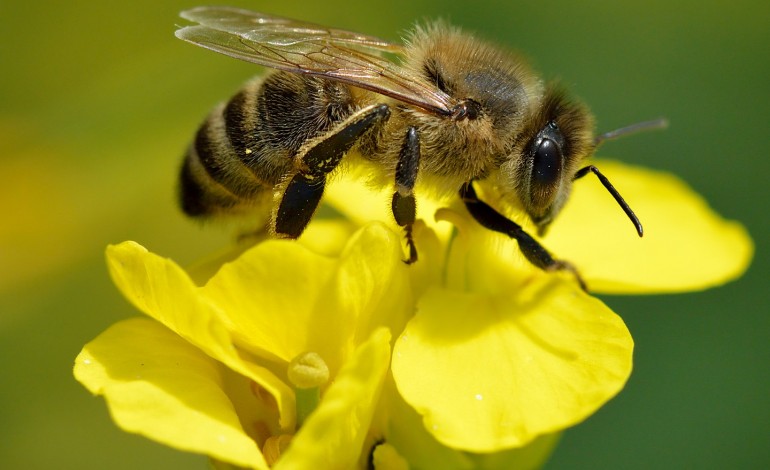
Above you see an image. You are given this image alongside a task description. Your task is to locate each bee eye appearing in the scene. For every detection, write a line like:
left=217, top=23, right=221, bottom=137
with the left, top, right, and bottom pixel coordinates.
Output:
left=532, top=137, right=562, bottom=186
left=524, top=121, right=566, bottom=217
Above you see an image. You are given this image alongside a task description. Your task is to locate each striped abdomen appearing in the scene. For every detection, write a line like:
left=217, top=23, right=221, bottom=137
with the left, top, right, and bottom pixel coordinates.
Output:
left=179, top=72, right=357, bottom=218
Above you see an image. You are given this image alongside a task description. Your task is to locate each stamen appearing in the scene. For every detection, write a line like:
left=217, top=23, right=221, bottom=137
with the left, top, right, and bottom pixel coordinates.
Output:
left=288, top=352, right=329, bottom=426
left=288, top=352, right=330, bottom=389
left=263, top=434, right=293, bottom=466
left=368, top=441, right=409, bottom=470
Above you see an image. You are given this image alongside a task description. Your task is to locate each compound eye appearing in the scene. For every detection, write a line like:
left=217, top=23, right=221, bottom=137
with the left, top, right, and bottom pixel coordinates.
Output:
left=532, top=137, right=563, bottom=187
left=526, top=121, right=565, bottom=215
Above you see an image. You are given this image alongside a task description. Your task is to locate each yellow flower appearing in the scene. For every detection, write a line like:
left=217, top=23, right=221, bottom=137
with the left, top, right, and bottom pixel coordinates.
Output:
left=76, top=224, right=412, bottom=469
left=74, top=159, right=751, bottom=468
left=326, top=159, right=751, bottom=453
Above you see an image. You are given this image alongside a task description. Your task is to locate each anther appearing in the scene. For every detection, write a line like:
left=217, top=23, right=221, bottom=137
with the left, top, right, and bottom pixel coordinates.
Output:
left=288, top=352, right=329, bottom=389
left=263, top=434, right=293, bottom=466
left=288, top=352, right=330, bottom=427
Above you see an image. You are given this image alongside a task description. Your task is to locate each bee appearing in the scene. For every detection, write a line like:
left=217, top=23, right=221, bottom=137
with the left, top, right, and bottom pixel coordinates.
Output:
left=176, top=6, right=665, bottom=289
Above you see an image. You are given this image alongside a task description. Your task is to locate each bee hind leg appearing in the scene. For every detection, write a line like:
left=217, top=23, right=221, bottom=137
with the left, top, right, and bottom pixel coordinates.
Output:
left=275, top=173, right=326, bottom=237
left=274, top=103, right=390, bottom=238
left=459, top=182, right=588, bottom=291
left=391, top=127, right=420, bottom=264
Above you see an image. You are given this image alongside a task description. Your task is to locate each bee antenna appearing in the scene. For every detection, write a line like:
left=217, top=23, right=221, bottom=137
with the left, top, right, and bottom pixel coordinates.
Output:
left=574, top=165, right=644, bottom=237
left=594, top=117, right=668, bottom=146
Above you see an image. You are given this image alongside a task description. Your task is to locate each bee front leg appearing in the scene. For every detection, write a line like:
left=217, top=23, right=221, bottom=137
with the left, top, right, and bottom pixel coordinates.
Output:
left=391, top=127, right=420, bottom=264
left=459, top=182, right=588, bottom=291
left=275, top=103, right=390, bottom=238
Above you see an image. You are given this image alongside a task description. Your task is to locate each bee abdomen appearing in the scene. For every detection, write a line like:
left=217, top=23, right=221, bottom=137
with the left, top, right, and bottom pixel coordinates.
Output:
left=179, top=151, right=245, bottom=216
left=179, top=101, right=277, bottom=217
left=179, top=72, right=359, bottom=218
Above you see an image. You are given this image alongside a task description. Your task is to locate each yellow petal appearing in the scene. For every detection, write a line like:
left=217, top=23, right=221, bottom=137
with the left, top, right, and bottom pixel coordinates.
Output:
left=106, top=241, right=296, bottom=430
left=200, top=238, right=336, bottom=363
left=382, top=380, right=560, bottom=470
left=325, top=223, right=412, bottom=357
left=546, top=161, right=753, bottom=293
left=203, top=223, right=408, bottom=377
left=274, top=328, right=392, bottom=470
left=299, top=218, right=358, bottom=258
left=325, top=159, right=453, bottom=240
left=74, top=318, right=267, bottom=469
left=436, top=206, right=540, bottom=295
left=392, top=278, right=633, bottom=452
left=378, top=380, right=475, bottom=470
left=469, top=433, right=561, bottom=470
left=325, top=161, right=389, bottom=224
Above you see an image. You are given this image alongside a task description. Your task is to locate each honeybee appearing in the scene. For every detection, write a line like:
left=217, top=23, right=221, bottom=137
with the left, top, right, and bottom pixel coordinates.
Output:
left=176, top=6, right=664, bottom=289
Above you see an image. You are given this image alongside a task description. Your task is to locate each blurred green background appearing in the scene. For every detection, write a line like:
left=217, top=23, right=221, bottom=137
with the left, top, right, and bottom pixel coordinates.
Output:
left=1, top=0, right=767, bottom=468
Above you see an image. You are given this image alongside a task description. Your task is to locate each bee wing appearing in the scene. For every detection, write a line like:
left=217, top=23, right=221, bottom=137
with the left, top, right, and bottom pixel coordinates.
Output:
left=176, top=7, right=456, bottom=115
left=179, top=7, right=402, bottom=51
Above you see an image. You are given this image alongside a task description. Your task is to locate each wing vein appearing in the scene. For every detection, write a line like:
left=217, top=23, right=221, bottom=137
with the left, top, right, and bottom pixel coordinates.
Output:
left=176, top=8, right=456, bottom=115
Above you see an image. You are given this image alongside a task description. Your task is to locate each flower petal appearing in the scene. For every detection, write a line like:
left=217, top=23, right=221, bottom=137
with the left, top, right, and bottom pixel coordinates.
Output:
left=469, top=433, right=561, bottom=470
left=324, top=223, right=412, bottom=358
left=378, top=380, right=475, bottom=470
left=382, top=380, right=560, bottom=470
left=203, top=223, right=409, bottom=377
left=74, top=318, right=267, bottom=469
left=436, top=206, right=535, bottom=295
left=324, top=161, right=393, bottom=227
left=546, top=161, right=753, bottom=293
left=274, top=328, right=392, bottom=470
left=200, top=238, right=335, bottom=363
left=392, top=278, right=633, bottom=452
left=325, top=160, right=453, bottom=240
left=106, top=242, right=295, bottom=430
left=299, top=218, right=358, bottom=258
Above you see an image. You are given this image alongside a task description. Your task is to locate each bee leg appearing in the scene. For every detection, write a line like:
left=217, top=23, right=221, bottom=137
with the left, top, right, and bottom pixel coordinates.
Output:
left=391, top=127, right=420, bottom=264
left=459, top=182, right=588, bottom=291
left=275, top=104, right=391, bottom=238
left=275, top=173, right=326, bottom=237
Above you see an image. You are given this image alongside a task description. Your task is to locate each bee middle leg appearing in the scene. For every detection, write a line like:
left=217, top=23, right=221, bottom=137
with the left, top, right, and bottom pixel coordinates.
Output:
left=275, top=103, right=390, bottom=237
left=391, top=127, right=420, bottom=264
left=459, top=182, right=587, bottom=291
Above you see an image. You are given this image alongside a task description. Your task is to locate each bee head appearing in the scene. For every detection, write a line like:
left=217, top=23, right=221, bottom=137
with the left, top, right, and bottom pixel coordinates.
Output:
left=510, top=85, right=595, bottom=235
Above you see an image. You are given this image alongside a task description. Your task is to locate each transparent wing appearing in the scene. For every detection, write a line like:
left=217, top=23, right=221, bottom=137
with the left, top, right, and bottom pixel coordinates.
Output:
left=176, top=6, right=456, bottom=115
left=180, top=6, right=402, bottom=51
